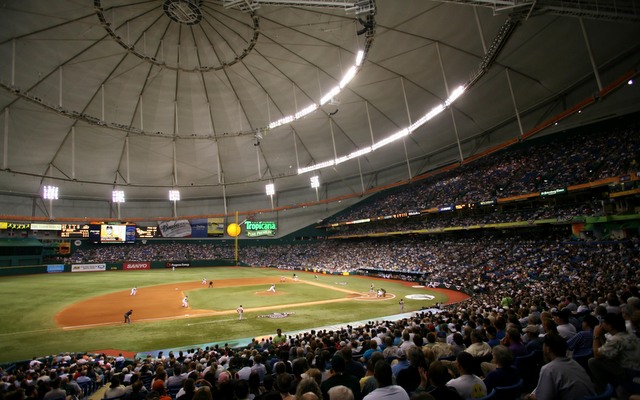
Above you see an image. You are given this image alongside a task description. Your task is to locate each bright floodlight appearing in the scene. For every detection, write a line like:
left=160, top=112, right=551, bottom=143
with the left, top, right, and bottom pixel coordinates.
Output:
left=43, top=185, right=58, bottom=200
left=310, top=176, right=320, bottom=189
left=112, top=190, right=125, bottom=203
left=169, top=190, right=180, bottom=201
left=265, top=183, right=275, bottom=196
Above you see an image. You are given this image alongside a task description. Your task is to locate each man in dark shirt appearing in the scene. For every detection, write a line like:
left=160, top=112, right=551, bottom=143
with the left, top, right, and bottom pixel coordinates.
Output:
left=320, top=355, right=362, bottom=400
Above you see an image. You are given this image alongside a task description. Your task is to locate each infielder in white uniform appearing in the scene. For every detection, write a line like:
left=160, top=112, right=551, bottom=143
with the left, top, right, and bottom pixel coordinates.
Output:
left=267, top=284, right=276, bottom=293
left=130, top=287, right=137, bottom=296
left=237, top=305, right=244, bottom=320
left=182, top=296, right=189, bottom=308
left=202, top=278, right=207, bottom=285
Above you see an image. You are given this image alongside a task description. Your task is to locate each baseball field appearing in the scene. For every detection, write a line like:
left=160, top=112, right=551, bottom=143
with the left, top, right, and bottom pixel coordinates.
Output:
left=0, top=266, right=467, bottom=363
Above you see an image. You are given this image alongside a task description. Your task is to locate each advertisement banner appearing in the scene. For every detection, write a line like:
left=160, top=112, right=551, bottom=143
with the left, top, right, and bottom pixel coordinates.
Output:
left=207, top=218, right=225, bottom=237
left=123, top=262, right=151, bottom=270
left=190, top=219, right=208, bottom=238
left=166, top=262, right=191, bottom=268
left=158, top=220, right=192, bottom=238
left=47, top=264, right=65, bottom=273
left=245, top=221, right=277, bottom=237
left=71, top=264, right=106, bottom=272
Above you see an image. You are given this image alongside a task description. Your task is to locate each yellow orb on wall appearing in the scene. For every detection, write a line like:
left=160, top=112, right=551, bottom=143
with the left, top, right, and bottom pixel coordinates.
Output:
left=227, top=223, right=241, bottom=237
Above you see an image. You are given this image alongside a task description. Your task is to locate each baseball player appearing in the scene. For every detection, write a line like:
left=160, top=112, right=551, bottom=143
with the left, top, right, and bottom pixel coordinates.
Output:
left=267, top=283, right=276, bottom=293
left=399, top=299, right=405, bottom=312
left=237, top=305, right=244, bottom=320
left=130, top=287, right=137, bottom=296
left=209, top=280, right=214, bottom=288
left=202, top=278, right=207, bottom=285
left=182, top=296, right=189, bottom=308
left=124, top=309, right=133, bottom=324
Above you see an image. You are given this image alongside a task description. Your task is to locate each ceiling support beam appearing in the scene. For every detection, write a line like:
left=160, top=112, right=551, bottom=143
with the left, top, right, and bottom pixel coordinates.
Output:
left=293, top=130, right=300, bottom=171
left=433, top=0, right=640, bottom=22
left=400, top=77, right=413, bottom=179
left=505, top=68, right=524, bottom=137
left=437, top=42, right=464, bottom=163
left=59, top=67, right=63, bottom=108
left=71, top=127, right=76, bottom=180
left=357, top=157, right=365, bottom=194
left=11, top=39, right=15, bottom=86
left=3, top=108, right=8, bottom=170
left=579, top=17, right=603, bottom=92
left=473, top=6, right=488, bottom=54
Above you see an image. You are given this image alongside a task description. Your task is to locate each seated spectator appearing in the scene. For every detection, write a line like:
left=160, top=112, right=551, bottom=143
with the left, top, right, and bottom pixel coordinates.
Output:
left=294, top=377, right=322, bottom=400
left=327, top=385, right=354, bottom=400
left=445, top=352, right=486, bottom=399
left=320, top=355, right=361, bottom=400
left=589, top=312, right=640, bottom=394
left=104, top=376, right=126, bottom=400
left=423, top=361, right=462, bottom=400
left=44, top=378, right=67, bottom=400
left=482, top=345, right=520, bottom=393
left=552, top=310, right=576, bottom=340
left=450, top=333, right=466, bottom=357
left=464, top=331, right=491, bottom=359
left=396, top=347, right=426, bottom=396
left=363, top=360, right=409, bottom=400
left=360, top=352, right=385, bottom=398
left=525, top=332, right=595, bottom=400
left=501, top=327, right=528, bottom=357
left=150, top=380, right=171, bottom=400
left=567, top=314, right=598, bottom=357
left=523, top=325, right=543, bottom=353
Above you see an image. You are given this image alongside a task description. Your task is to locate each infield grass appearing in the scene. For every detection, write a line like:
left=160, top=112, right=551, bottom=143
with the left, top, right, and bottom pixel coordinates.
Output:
left=0, top=267, right=449, bottom=363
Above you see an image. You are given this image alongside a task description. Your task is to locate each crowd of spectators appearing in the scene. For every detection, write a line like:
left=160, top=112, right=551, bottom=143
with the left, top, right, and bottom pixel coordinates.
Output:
left=1, top=257, right=638, bottom=400
left=325, top=199, right=603, bottom=237
left=325, top=119, right=639, bottom=224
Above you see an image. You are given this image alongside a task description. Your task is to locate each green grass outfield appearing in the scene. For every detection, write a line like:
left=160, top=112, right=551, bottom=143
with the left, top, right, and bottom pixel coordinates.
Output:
left=0, top=267, right=449, bottom=363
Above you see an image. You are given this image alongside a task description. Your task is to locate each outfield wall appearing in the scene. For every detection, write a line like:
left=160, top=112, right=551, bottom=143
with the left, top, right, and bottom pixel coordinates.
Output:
left=0, top=259, right=242, bottom=276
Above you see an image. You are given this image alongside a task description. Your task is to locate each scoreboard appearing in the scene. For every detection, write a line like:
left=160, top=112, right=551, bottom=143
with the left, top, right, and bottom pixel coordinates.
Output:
left=136, top=226, right=159, bottom=238
left=60, top=224, right=90, bottom=238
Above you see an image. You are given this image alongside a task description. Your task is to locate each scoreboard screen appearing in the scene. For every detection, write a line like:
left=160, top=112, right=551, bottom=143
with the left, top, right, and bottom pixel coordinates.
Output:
left=136, top=226, right=159, bottom=238
left=60, top=224, right=90, bottom=238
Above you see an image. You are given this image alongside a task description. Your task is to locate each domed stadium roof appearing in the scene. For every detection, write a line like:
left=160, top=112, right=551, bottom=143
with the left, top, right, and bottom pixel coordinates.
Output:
left=0, top=0, right=639, bottom=217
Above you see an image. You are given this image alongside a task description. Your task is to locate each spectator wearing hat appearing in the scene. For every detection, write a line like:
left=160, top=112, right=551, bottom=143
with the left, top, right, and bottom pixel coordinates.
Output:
left=523, top=325, right=544, bottom=353
left=445, top=352, right=486, bottom=400
left=320, top=354, right=361, bottom=400
left=552, top=310, right=576, bottom=340
left=446, top=323, right=458, bottom=345
left=525, top=332, right=595, bottom=400
left=396, top=347, right=427, bottom=396
left=589, top=312, right=640, bottom=394
left=391, top=349, right=409, bottom=378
